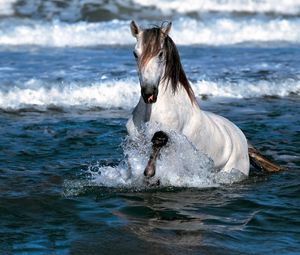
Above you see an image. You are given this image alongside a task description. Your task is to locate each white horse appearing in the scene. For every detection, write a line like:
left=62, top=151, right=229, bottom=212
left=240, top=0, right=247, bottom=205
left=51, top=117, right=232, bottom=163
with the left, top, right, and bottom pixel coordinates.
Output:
left=126, top=21, right=282, bottom=179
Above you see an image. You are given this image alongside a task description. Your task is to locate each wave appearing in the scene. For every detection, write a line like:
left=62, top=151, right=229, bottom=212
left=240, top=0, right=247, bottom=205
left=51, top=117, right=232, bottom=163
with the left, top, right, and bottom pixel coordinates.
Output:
left=0, top=19, right=134, bottom=47
left=0, top=0, right=17, bottom=16
left=135, top=0, right=300, bottom=16
left=1, top=0, right=300, bottom=22
left=0, top=78, right=299, bottom=110
left=192, top=79, right=300, bottom=98
left=0, top=17, right=300, bottom=47
left=0, top=78, right=139, bottom=110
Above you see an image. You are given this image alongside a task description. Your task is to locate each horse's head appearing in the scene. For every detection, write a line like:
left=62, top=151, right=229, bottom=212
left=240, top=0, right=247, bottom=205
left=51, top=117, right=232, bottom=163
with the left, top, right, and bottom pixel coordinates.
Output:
left=130, top=20, right=172, bottom=104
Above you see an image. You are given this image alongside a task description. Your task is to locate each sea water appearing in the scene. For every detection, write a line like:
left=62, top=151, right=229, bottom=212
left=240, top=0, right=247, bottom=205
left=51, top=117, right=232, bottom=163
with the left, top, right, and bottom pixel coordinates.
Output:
left=0, top=1, right=299, bottom=254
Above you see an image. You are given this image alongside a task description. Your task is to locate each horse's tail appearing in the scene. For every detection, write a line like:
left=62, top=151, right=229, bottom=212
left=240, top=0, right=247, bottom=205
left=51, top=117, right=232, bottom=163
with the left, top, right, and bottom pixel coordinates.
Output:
left=248, top=143, right=284, bottom=172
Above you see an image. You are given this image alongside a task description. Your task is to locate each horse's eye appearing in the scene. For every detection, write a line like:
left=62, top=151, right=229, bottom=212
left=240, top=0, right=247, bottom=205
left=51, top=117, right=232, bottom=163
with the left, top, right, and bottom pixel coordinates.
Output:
left=158, top=51, right=163, bottom=59
left=133, top=51, right=138, bottom=59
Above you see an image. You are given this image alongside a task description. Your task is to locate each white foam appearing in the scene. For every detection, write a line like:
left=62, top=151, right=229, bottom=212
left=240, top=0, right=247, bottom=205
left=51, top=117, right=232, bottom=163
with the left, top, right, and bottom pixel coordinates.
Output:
left=0, top=19, right=134, bottom=47
left=192, top=79, right=300, bottom=98
left=0, top=78, right=140, bottom=110
left=0, top=17, right=300, bottom=47
left=0, top=0, right=17, bottom=16
left=3, top=0, right=300, bottom=21
left=171, top=17, right=300, bottom=45
left=134, top=0, right=300, bottom=15
left=0, top=77, right=299, bottom=110
left=84, top=126, right=246, bottom=190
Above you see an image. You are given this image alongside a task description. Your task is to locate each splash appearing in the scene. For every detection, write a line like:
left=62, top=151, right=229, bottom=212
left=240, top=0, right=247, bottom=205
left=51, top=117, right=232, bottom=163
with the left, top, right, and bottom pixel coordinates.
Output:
left=80, top=126, right=247, bottom=191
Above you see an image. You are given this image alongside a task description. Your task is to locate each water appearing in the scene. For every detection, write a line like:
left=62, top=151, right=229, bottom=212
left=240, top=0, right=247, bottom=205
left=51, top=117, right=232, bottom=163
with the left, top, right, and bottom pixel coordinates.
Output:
left=0, top=1, right=300, bottom=254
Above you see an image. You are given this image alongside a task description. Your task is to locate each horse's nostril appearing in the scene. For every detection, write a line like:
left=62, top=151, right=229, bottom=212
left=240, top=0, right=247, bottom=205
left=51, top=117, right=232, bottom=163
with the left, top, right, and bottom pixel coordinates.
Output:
left=147, top=95, right=154, bottom=103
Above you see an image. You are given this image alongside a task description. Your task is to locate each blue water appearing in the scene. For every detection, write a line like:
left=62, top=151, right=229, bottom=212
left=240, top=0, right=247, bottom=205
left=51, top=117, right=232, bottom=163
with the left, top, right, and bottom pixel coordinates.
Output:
left=1, top=1, right=300, bottom=254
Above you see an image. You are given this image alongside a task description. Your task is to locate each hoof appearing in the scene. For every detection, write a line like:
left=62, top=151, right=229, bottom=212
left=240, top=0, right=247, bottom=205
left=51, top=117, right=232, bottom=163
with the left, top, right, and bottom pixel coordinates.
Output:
left=151, top=131, right=168, bottom=147
left=144, top=165, right=155, bottom=177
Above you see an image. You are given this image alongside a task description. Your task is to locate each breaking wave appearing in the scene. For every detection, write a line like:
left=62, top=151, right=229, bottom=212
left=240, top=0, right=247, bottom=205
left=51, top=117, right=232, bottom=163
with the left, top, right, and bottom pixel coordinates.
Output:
left=1, top=78, right=299, bottom=110
left=1, top=0, right=300, bottom=47
left=0, top=17, right=300, bottom=47
left=1, top=0, right=300, bottom=21
left=134, top=0, right=300, bottom=16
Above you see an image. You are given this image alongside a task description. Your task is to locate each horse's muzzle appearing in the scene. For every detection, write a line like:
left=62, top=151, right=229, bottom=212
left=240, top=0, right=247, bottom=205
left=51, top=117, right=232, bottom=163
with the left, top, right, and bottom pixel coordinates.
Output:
left=141, top=87, right=158, bottom=104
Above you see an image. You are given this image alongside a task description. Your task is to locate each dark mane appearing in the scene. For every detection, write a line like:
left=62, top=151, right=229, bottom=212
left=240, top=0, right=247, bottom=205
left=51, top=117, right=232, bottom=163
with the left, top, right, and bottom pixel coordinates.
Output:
left=162, top=35, right=195, bottom=103
left=141, top=27, right=195, bottom=104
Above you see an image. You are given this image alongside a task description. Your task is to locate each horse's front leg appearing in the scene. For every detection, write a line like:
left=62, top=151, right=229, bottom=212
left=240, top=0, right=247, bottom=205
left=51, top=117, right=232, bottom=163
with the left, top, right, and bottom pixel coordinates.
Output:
left=144, top=131, right=169, bottom=177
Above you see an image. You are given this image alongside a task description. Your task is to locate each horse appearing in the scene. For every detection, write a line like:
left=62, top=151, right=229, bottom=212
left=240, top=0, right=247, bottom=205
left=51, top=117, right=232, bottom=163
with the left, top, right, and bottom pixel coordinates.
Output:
left=126, top=21, right=283, bottom=180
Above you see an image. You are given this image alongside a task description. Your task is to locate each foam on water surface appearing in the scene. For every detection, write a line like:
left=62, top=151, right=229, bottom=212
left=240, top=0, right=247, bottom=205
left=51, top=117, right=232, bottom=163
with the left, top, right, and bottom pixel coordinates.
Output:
left=2, top=0, right=300, bottom=20
left=68, top=126, right=247, bottom=193
left=0, top=0, right=17, bottom=16
left=134, top=0, right=300, bottom=15
left=0, top=77, right=299, bottom=110
left=0, top=17, right=300, bottom=47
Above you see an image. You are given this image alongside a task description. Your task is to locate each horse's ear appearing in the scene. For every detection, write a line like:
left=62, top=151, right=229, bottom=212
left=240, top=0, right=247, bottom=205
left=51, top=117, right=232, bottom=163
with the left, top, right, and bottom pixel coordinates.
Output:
left=130, top=20, right=140, bottom=38
left=161, top=22, right=172, bottom=37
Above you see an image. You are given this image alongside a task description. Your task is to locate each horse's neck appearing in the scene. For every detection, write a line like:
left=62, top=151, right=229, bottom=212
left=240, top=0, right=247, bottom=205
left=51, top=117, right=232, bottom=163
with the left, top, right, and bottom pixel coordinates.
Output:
left=155, top=81, right=195, bottom=113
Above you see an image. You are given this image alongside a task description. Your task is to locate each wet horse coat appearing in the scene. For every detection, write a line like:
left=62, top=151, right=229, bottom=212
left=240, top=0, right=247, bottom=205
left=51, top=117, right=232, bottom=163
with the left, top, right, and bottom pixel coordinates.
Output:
left=127, top=21, right=282, bottom=178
